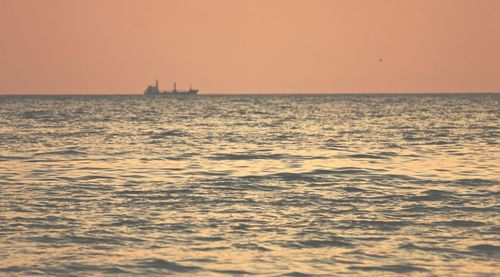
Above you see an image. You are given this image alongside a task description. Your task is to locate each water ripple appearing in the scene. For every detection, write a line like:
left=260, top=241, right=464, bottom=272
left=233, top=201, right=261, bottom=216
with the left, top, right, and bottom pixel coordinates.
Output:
left=0, top=94, right=498, bottom=275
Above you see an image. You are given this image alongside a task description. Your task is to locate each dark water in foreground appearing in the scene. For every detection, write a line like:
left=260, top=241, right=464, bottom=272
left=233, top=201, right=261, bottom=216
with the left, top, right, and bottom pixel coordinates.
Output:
left=0, top=94, right=499, bottom=276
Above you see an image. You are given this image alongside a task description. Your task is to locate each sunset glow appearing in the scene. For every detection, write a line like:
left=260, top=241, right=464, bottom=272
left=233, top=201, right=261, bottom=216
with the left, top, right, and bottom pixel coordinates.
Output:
left=1, top=0, right=499, bottom=94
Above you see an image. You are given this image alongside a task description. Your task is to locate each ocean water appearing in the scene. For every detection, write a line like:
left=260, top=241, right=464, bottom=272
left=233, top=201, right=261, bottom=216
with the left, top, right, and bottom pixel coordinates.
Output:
left=0, top=94, right=498, bottom=276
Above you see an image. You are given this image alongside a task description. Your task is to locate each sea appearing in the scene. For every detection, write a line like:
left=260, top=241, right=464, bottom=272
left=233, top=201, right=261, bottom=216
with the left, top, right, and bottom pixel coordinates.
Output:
left=0, top=94, right=498, bottom=276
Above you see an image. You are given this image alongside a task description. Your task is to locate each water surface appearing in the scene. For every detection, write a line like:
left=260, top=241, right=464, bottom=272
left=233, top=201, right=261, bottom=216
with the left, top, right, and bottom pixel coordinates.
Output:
left=0, top=94, right=499, bottom=275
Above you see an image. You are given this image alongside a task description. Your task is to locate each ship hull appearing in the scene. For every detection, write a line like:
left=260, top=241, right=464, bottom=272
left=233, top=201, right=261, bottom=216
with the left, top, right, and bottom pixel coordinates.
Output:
left=145, top=90, right=198, bottom=96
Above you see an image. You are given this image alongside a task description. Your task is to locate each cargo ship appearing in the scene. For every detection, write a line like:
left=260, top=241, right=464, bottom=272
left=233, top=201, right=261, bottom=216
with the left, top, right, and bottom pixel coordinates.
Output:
left=144, top=81, right=198, bottom=95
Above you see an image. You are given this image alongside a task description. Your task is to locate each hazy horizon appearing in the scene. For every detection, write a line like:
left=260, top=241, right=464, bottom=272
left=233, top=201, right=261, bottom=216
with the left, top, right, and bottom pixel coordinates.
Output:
left=1, top=91, right=500, bottom=96
left=1, top=0, right=500, bottom=94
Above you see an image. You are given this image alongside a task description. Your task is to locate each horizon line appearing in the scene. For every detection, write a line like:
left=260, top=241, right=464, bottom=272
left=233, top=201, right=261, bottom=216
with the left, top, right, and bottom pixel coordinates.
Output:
left=1, top=91, right=500, bottom=96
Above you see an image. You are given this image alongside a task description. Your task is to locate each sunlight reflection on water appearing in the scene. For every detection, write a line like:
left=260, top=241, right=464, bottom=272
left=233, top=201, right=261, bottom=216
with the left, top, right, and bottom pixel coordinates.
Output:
left=0, top=94, right=499, bottom=275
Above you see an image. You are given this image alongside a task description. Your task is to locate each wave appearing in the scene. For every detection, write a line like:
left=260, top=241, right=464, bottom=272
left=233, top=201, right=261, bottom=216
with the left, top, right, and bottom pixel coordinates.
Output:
left=282, top=271, right=314, bottom=277
left=454, top=178, right=497, bottom=186
left=349, top=264, right=430, bottom=273
left=343, top=154, right=390, bottom=160
left=208, top=152, right=328, bottom=161
left=0, top=155, right=31, bottom=161
left=233, top=243, right=271, bottom=251
left=339, top=220, right=412, bottom=231
left=33, top=149, right=87, bottom=157
left=438, top=220, right=487, bottom=227
left=149, top=130, right=186, bottom=139
left=406, top=189, right=457, bottom=202
left=209, top=153, right=290, bottom=160
left=212, top=269, right=256, bottom=275
left=21, top=110, right=53, bottom=119
left=468, top=244, right=500, bottom=255
left=285, top=239, right=353, bottom=248
left=134, top=258, right=202, bottom=273
left=400, top=243, right=462, bottom=255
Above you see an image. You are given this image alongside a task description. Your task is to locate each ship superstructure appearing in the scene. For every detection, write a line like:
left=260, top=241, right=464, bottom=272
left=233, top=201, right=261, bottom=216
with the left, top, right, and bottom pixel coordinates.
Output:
left=144, top=81, right=198, bottom=95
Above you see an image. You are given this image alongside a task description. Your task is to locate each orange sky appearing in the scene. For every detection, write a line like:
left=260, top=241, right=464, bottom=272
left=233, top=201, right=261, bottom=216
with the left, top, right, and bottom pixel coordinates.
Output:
left=1, top=0, right=499, bottom=94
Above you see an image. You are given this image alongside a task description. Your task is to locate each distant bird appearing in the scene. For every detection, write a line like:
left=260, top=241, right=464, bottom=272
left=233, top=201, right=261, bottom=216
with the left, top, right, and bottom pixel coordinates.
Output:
left=378, top=58, right=384, bottom=62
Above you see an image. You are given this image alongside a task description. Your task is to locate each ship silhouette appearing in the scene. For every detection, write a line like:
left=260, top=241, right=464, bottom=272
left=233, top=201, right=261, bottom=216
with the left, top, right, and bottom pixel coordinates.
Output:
left=144, top=80, right=198, bottom=95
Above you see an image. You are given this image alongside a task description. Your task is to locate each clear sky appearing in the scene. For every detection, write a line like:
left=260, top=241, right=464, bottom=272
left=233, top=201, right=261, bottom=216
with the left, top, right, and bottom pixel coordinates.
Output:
left=1, top=0, right=499, bottom=94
